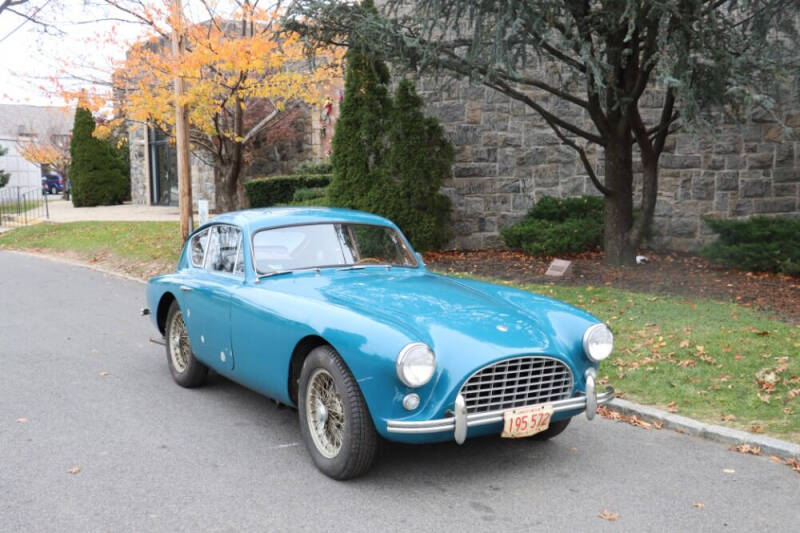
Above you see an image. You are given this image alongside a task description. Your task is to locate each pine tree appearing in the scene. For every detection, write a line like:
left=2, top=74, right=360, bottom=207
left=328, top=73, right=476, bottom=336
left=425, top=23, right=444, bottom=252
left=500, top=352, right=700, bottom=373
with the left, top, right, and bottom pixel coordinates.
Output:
left=377, top=80, right=452, bottom=250
left=0, top=145, right=10, bottom=189
left=327, top=33, right=392, bottom=209
left=68, top=107, right=128, bottom=207
left=328, top=1, right=454, bottom=250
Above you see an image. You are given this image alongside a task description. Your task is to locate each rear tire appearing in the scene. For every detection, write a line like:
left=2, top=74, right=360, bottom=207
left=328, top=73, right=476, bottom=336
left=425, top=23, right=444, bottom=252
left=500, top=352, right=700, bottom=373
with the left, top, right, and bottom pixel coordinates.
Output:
left=298, top=345, right=377, bottom=480
left=165, top=300, right=208, bottom=388
left=530, top=418, right=571, bottom=441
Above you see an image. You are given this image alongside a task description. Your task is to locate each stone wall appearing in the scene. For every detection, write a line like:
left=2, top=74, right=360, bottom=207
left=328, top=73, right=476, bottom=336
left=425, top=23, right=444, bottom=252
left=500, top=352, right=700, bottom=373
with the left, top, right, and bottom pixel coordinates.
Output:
left=416, top=79, right=800, bottom=251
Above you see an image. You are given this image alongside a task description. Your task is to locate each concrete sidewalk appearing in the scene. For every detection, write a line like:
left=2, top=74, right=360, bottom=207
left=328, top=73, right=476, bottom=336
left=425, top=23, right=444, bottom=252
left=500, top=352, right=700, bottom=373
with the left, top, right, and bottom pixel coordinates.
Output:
left=44, top=197, right=180, bottom=222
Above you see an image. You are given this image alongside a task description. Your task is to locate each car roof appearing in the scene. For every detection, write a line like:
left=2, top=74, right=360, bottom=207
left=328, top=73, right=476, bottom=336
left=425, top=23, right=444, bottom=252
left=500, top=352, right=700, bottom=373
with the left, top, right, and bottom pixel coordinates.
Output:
left=202, top=207, right=398, bottom=234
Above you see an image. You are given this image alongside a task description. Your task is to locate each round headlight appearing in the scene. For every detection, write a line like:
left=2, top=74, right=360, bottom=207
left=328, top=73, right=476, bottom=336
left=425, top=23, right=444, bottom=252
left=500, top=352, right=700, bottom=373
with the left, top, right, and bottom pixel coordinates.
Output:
left=396, top=343, right=436, bottom=388
left=583, top=323, right=613, bottom=362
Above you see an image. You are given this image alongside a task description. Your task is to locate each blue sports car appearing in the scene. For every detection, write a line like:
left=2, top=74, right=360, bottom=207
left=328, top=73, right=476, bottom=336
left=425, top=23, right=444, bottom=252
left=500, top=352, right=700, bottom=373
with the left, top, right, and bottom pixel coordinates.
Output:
left=144, top=207, right=614, bottom=479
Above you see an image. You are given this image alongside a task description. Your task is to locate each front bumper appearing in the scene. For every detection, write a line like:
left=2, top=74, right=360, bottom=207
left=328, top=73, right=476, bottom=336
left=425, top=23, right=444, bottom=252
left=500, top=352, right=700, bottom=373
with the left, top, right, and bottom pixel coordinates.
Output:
left=386, top=378, right=614, bottom=444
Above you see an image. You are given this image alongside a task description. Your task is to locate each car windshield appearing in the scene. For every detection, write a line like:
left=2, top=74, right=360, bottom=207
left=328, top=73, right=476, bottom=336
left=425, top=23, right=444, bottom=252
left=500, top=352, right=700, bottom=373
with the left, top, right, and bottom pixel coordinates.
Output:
left=252, top=223, right=418, bottom=275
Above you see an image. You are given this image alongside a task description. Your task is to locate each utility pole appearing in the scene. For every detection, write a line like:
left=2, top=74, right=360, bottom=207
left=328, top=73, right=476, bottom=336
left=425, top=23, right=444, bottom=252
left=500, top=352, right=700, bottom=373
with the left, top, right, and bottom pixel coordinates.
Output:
left=171, top=0, right=193, bottom=241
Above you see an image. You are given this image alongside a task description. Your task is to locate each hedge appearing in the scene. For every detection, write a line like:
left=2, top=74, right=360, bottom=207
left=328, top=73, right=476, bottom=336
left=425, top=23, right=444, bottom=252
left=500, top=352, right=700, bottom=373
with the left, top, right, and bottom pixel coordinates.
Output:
left=244, top=174, right=331, bottom=207
left=701, top=216, right=800, bottom=275
left=501, top=196, right=604, bottom=256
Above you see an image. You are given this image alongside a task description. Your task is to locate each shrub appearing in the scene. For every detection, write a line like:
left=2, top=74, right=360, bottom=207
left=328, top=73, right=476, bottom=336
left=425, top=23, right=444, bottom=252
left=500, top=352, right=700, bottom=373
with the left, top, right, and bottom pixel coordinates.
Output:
left=501, top=195, right=604, bottom=256
left=291, top=186, right=328, bottom=204
left=68, top=107, right=128, bottom=207
left=244, top=174, right=331, bottom=207
left=0, top=145, right=10, bottom=189
left=701, top=216, right=800, bottom=275
left=294, top=161, right=332, bottom=175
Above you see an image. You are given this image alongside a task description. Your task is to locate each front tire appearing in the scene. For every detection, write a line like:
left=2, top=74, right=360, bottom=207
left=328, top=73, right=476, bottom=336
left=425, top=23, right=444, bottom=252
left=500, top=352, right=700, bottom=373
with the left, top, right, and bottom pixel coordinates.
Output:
left=298, top=345, right=377, bottom=480
left=165, top=300, right=208, bottom=388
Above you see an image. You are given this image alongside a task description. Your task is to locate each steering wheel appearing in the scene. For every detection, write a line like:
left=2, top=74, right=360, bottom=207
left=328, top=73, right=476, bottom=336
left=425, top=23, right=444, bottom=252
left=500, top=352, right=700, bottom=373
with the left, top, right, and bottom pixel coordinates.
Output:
left=357, top=257, right=383, bottom=264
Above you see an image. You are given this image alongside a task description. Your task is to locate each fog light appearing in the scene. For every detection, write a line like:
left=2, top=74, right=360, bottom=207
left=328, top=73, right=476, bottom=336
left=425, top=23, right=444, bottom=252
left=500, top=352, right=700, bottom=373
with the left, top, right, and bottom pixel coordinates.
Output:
left=402, top=393, right=420, bottom=411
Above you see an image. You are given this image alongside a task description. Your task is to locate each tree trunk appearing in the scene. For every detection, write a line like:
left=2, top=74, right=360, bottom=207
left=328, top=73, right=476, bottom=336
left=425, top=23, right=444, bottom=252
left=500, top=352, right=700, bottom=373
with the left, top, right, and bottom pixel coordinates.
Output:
left=603, top=134, right=636, bottom=266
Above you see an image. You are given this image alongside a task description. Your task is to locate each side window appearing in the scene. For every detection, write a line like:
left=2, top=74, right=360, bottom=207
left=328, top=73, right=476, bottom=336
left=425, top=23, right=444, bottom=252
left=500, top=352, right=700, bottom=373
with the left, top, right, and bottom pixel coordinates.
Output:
left=190, top=228, right=210, bottom=267
left=206, top=225, right=241, bottom=274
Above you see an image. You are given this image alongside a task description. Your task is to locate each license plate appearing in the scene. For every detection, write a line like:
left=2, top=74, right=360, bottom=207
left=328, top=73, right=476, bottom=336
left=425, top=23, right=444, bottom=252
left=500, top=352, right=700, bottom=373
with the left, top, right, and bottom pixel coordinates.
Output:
left=501, top=404, right=554, bottom=438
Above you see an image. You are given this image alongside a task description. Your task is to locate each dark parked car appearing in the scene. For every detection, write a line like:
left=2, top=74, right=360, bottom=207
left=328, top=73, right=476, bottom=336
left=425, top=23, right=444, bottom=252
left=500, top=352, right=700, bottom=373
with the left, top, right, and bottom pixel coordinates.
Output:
left=41, top=173, right=64, bottom=195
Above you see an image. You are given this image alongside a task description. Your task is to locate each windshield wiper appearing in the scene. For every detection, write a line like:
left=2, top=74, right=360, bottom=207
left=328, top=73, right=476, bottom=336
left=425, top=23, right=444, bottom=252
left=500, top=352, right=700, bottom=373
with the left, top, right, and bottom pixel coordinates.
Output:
left=336, top=264, right=392, bottom=272
left=258, top=269, right=294, bottom=279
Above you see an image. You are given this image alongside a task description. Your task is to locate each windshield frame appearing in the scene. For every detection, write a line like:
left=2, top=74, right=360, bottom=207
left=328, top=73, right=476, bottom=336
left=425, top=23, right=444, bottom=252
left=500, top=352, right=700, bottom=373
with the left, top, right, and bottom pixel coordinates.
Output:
left=250, top=221, right=419, bottom=276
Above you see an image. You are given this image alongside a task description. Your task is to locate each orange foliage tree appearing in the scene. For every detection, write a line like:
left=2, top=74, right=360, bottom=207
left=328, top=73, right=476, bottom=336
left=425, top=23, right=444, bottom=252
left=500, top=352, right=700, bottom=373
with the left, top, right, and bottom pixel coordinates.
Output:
left=107, top=0, right=342, bottom=210
left=17, top=131, right=71, bottom=191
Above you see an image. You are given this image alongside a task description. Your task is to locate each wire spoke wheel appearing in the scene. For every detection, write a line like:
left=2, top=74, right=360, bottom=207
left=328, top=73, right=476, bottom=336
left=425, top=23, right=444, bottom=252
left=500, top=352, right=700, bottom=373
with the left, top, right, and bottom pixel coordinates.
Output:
left=168, top=310, right=190, bottom=373
left=164, top=300, right=207, bottom=388
left=305, top=368, right=345, bottom=459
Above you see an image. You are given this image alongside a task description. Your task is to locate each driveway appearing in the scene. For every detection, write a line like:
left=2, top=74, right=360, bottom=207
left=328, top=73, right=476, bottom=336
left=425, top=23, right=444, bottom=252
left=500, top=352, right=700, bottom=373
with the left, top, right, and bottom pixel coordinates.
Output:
left=1, top=251, right=798, bottom=532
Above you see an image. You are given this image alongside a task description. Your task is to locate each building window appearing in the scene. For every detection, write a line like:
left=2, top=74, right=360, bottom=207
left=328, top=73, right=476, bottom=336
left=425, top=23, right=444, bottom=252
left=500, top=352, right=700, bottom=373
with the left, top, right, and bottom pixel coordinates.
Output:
left=148, top=127, right=178, bottom=206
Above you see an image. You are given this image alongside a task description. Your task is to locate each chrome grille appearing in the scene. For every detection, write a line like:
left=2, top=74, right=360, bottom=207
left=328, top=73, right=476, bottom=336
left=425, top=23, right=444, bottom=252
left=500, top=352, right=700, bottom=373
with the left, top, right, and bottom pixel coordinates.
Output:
left=459, top=356, right=573, bottom=413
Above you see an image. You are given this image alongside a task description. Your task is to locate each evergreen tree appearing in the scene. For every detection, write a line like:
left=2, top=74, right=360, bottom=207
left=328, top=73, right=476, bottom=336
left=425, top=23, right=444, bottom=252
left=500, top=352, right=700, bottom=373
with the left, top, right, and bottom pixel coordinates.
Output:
left=327, top=27, right=392, bottom=208
left=0, top=145, right=10, bottom=189
left=68, top=107, right=128, bottom=207
left=377, top=80, right=452, bottom=250
left=328, top=1, right=454, bottom=250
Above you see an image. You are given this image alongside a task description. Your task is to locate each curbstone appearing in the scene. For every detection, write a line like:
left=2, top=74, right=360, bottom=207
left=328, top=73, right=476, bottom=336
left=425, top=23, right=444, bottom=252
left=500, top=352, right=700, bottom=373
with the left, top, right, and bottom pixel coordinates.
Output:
left=607, top=398, right=800, bottom=461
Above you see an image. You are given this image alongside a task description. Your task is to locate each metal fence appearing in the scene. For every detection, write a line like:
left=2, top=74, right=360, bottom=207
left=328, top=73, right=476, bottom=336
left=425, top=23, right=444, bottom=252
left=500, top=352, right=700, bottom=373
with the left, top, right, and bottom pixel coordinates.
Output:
left=0, top=186, right=50, bottom=228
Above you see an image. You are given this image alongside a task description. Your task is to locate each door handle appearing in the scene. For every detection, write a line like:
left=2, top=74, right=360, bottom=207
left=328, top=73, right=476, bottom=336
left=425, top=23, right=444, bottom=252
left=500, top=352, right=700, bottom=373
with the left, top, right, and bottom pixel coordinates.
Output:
left=179, top=285, right=193, bottom=292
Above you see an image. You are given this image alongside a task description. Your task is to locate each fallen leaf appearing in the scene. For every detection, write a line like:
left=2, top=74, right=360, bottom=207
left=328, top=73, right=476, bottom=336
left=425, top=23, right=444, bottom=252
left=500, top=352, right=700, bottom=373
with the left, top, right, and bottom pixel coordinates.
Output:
left=679, top=340, right=690, bottom=348
left=599, top=510, right=620, bottom=521
left=750, top=424, right=764, bottom=434
left=68, top=465, right=82, bottom=475
left=730, top=443, right=761, bottom=456
left=696, top=345, right=705, bottom=353
left=770, top=456, right=783, bottom=463
left=678, top=359, right=697, bottom=367
left=734, top=355, right=742, bottom=360
left=785, top=458, right=800, bottom=473
left=667, top=401, right=679, bottom=413
left=721, top=414, right=736, bottom=422
left=757, top=392, right=771, bottom=403
left=722, top=468, right=736, bottom=474
left=755, top=330, right=769, bottom=337
left=693, top=503, right=705, bottom=509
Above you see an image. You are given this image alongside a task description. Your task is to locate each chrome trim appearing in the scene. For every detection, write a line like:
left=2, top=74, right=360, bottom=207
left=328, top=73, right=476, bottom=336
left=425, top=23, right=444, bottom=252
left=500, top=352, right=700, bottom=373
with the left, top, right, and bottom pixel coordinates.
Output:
left=179, top=285, right=193, bottom=292
left=585, top=373, right=596, bottom=420
left=454, top=394, right=467, bottom=444
left=386, top=386, right=615, bottom=435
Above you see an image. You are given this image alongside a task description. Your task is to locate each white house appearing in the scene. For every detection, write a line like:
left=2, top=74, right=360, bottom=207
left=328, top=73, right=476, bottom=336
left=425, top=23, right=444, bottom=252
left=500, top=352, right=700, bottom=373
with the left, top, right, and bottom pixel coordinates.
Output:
left=0, top=104, right=74, bottom=189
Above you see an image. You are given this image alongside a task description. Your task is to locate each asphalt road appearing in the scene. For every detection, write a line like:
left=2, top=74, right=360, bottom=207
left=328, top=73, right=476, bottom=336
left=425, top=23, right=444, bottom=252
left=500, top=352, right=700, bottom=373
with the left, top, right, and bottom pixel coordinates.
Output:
left=1, top=251, right=798, bottom=532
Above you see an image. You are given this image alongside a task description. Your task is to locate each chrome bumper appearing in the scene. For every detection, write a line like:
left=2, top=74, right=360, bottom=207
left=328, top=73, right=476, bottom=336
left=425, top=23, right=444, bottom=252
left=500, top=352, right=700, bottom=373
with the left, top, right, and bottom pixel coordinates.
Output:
left=386, top=382, right=614, bottom=444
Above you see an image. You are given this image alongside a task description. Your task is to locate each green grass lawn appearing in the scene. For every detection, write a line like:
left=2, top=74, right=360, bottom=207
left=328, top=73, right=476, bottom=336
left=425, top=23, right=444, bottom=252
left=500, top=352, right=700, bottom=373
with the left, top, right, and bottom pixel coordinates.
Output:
left=2, top=221, right=798, bottom=442
left=0, top=221, right=182, bottom=278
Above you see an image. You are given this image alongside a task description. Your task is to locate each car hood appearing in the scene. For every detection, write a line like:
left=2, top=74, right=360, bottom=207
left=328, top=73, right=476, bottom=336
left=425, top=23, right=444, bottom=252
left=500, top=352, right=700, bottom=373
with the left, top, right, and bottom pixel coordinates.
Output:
left=267, top=269, right=595, bottom=359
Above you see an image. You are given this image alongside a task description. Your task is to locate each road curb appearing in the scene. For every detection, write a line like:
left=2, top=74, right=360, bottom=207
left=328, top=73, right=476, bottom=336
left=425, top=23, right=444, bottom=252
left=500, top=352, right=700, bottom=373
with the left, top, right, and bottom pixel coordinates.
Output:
left=608, top=398, right=800, bottom=460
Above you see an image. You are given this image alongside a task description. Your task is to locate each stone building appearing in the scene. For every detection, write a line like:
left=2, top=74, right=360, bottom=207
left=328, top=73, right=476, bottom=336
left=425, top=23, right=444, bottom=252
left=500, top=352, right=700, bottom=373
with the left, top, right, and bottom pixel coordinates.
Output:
left=416, top=79, right=800, bottom=251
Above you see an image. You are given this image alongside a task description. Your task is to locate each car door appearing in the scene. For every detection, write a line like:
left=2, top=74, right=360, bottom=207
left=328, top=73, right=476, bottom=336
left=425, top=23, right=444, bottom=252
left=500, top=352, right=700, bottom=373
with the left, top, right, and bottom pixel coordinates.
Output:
left=182, top=224, right=243, bottom=374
